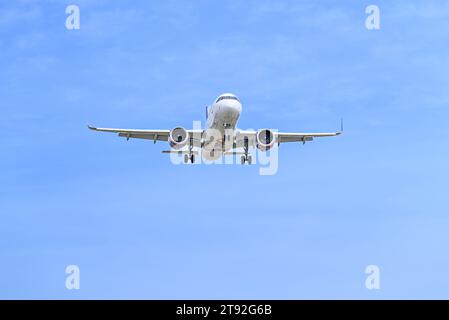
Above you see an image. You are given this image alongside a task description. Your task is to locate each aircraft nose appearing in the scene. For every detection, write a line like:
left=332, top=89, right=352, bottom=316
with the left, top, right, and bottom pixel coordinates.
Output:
left=225, top=100, right=242, bottom=114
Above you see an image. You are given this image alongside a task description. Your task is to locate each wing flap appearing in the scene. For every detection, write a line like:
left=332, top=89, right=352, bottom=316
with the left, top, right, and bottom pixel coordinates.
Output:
left=117, top=132, right=169, bottom=141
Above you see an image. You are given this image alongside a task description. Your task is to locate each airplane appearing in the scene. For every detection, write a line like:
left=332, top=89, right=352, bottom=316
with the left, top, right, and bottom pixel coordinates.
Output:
left=88, top=93, right=342, bottom=164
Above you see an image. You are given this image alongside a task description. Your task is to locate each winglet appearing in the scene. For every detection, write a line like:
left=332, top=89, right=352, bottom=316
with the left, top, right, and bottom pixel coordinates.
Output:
left=337, top=118, right=344, bottom=135
left=87, top=125, right=97, bottom=131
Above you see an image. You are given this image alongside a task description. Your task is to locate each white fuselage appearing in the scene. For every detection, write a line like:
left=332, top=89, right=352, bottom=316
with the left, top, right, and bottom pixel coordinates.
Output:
left=204, top=93, right=242, bottom=152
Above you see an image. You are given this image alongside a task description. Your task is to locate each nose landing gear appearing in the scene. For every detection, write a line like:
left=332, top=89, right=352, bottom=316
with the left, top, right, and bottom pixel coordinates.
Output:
left=184, top=153, right=195, bottom=164
left=240, top=136, right=252, bottom=165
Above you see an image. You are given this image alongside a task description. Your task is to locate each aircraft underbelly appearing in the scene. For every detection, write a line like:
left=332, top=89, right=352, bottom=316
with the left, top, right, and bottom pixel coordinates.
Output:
left=205, top=109, right=240, bottom=153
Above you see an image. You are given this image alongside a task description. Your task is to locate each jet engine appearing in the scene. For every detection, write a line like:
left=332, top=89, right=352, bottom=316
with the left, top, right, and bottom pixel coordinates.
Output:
left=168, top=127, right=189, bottom=149
left=256, top=129, right=276, bottom=151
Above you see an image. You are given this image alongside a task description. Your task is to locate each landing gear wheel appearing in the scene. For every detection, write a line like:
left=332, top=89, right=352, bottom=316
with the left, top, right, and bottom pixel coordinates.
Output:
left=184, top=154, right=195, bottom=164
left=241, top=155, right=252, bottom=165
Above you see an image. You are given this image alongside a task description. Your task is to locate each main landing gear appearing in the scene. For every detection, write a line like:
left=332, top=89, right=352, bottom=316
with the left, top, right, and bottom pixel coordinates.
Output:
left=241, top=155, right=252, bottom=164
left=184, top=137, right=195, bottom=164
left=240, top=136, right=252, bottom=165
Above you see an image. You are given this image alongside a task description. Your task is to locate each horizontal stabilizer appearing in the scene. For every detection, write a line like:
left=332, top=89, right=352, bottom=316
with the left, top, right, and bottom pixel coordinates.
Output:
left=223, top=151, right=247, bottom=155
left=162, top=150, right=199, bottom=155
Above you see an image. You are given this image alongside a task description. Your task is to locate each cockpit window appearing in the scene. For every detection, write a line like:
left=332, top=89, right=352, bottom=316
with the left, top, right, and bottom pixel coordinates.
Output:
left=216, top=96, right=239, bottom=103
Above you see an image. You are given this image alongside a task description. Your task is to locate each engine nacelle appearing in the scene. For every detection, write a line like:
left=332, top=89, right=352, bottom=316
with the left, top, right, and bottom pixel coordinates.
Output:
left=256, top=129, right=276, bottom=151
left=168, top=127, right=189, bottom=149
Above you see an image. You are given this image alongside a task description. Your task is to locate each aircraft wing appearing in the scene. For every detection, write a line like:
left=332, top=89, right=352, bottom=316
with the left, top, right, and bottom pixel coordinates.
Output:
left=88, top=125, right=203, bottom=146
left=236, top=122, right=342, bottom=148
left=276, top=131, right=341, bottom=143
left=88, top=125, right=170, bottom=141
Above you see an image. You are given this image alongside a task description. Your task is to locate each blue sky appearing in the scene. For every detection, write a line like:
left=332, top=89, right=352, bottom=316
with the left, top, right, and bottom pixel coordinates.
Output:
left=1, top=0, right=449, bottom=299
